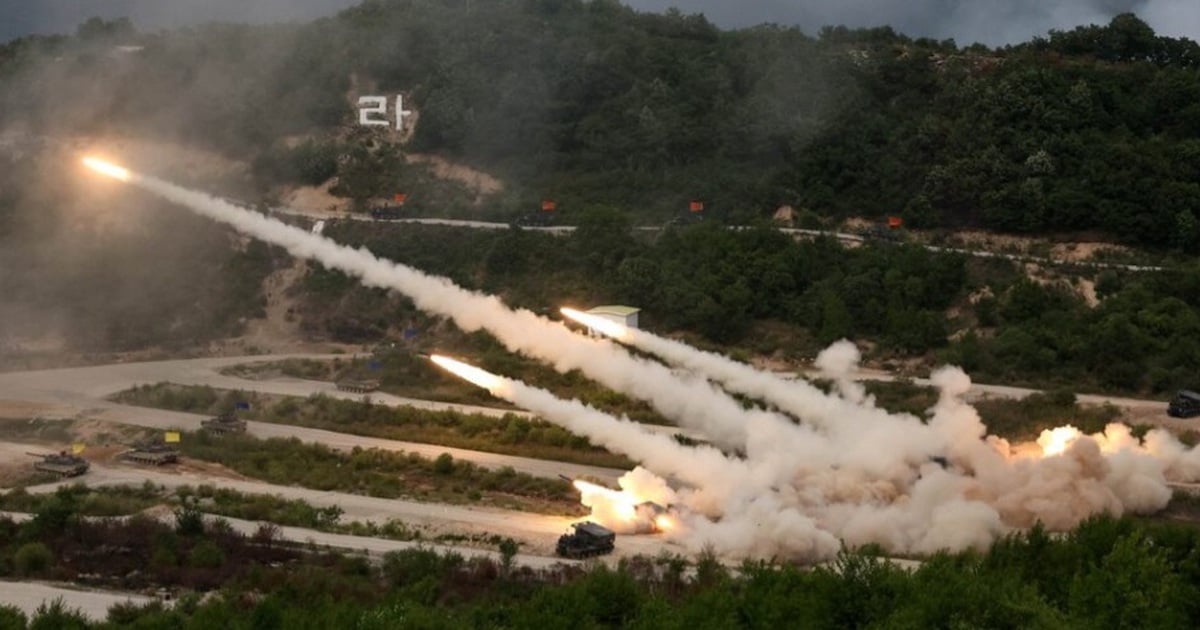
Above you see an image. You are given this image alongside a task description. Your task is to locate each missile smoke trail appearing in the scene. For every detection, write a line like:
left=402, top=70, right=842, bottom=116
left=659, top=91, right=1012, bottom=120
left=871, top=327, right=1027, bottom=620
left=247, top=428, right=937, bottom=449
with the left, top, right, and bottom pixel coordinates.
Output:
left=433, top=355, right=840, bottom=556
left=563, top=308, right=889, bottom=431
left=81, top=157, right=1200, bottom=561
left=79, top=156, right=789, bottom=452
left=430, top=355, right=744, bottom=492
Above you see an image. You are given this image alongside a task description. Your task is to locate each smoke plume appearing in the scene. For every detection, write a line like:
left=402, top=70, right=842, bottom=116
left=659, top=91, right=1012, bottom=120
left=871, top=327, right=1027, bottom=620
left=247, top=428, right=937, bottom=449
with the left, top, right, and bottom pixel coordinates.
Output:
left=96, top=162, right=1200, bottom=562
left=106, top=165, right=791, bottom=454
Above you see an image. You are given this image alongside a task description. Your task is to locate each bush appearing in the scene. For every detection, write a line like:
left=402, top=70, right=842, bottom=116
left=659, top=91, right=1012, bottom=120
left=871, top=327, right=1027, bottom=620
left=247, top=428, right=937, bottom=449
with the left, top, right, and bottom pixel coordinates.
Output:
left=14, top=543, right=52, bottom=576
left=0, top=605, right=27, bottom=629
left=433, top=453, right=455, bottom=475
left=174, top=504, right=205, bottom=537
left=29, top=598, right=87, bottom=630
left=189, top=540, right=226, bottom=569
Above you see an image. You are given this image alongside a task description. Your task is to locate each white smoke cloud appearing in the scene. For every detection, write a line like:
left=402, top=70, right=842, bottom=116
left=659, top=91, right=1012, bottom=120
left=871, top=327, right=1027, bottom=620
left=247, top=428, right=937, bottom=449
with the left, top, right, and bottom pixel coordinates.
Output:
left=111, top=167, right=1200, bottom=563
left=121, top=168, right=789, bottom=454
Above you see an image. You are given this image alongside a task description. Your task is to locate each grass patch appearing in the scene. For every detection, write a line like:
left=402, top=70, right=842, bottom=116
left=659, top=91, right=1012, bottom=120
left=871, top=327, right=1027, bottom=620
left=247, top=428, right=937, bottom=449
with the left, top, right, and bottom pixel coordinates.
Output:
left=177, top=430, right=583, bottom=516
left=113, top=382, right=635, bottom=469
left=0, top=418, right=75, bottom=444
left=973, top=390, right=1123, bottom=442
left=0, top=483, right=521, bottom=548
left=861, top=382, right=1123, bottom=441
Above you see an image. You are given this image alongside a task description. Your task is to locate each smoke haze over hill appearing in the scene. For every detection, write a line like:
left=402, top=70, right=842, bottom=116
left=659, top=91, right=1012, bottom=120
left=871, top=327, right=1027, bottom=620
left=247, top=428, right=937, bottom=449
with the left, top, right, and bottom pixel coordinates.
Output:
left=2, top=0, right=1196, bottom=45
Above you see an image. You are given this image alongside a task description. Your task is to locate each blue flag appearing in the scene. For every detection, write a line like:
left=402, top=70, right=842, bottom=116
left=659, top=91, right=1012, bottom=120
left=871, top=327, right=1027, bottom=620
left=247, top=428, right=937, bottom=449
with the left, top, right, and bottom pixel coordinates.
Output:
left=368, top=360, right=383, bottom=371
left=235, top=401, right=251, bottom=410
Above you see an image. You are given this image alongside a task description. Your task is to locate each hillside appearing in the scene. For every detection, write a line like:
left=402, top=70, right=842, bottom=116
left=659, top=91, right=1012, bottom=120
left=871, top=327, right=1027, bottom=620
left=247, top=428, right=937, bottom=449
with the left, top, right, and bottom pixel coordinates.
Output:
left=1, top=3, right=1200, bottom=394
left=1, top=5, right=1199, bottom=246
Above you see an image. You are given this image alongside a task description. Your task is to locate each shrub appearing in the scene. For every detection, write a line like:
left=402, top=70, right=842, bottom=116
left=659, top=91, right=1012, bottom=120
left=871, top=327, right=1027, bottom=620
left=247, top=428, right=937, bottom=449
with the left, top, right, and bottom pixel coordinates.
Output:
left=189, top=540, right=225, bottom=569
left=14, top=543, right=52, bottom=576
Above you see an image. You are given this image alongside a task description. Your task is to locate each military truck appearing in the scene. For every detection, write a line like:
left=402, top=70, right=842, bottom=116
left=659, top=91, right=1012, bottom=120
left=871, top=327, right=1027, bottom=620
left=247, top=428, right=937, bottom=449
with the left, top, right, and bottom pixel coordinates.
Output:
left=120, top=441, right=179, bottom=466
left=1169, top=390, right=1200, bottom=418
left=336, top=379, right=380, bottom=394
left=201, top=411, right=247, bottom=434
left=555, top=521, right=616, bottom=559
left=27, top=451, right=89, bottom=477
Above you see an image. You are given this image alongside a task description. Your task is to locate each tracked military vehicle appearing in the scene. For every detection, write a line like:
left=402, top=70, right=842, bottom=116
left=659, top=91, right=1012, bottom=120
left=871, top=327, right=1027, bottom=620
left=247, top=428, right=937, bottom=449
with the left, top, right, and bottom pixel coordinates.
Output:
left=201, top=411, right=247, bottom=434
left=120, top=441, right=179, bottom=466
left=335, top=379, right=380, bottom=394
left=27, top=451, right=89, bottom=477
left=555, top=521, right=615, bottom=559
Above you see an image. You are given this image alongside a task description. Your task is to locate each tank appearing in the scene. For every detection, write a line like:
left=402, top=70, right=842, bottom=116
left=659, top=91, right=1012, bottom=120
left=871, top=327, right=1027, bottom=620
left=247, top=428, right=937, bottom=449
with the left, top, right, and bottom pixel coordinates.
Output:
left=555, top=521, right=615, bottom=559
left=335, top=379, right=380, bottom=394
left=120, top=441, right=179, bottom=466
left=27, top=451, right=89, bottom=477
left=201, top=411, right=247, bottom=434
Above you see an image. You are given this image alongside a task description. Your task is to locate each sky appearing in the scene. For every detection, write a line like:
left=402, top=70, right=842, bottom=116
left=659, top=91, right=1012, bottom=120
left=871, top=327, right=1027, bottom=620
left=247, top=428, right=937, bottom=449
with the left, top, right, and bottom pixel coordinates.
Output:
left=0, top=0, right=1197, bottom=46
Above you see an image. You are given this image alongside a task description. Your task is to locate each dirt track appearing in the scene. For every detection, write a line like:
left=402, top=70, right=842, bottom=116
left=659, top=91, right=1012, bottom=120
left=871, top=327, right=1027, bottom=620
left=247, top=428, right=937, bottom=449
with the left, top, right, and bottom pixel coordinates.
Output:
left=0, top=354, right=629, bottom=484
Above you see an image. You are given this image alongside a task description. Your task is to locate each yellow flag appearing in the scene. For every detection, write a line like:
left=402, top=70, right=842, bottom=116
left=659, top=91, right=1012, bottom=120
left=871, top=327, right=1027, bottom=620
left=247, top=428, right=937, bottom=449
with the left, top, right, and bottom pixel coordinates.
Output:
left=71, top=443, right=85, bottom=454
left=164, top=431, right=181, bottom=443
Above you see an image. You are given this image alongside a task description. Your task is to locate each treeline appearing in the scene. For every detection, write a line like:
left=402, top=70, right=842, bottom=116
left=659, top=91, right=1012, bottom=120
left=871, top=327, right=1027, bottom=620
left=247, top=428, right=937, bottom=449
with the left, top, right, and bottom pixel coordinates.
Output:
left=308, top=220, right=1200, bottom=394
left=5, top=508, right=1200, bottom=628
left=5, top=6, right=1200, bottom=246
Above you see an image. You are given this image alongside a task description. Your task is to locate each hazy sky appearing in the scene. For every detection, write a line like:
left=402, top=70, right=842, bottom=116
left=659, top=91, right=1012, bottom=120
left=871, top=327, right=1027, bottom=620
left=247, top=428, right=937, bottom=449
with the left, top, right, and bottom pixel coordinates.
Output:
left=1, top=0, right=1197, bottom=46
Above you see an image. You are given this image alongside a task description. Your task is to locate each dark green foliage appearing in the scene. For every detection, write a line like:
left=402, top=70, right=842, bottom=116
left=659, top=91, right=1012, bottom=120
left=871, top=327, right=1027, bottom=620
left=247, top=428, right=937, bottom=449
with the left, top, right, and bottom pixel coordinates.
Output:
left=13, top=542, right=51, bottom=576
left=8, top=503, right=1200, bottom=629
left=4, top=7, right=1199, bottom=246
left=0, top=605, right=27, bottom=630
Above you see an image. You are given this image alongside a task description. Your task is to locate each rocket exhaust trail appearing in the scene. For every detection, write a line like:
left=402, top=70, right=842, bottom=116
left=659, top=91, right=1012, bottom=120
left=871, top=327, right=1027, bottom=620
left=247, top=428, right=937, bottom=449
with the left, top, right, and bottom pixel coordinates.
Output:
left=78, top=157, right=793, bottom=453
left=86, top=157, right=1200, bottom=561
left=430, top=355, right=747, bottom=492
left=561, top=307, right=912, bottom=434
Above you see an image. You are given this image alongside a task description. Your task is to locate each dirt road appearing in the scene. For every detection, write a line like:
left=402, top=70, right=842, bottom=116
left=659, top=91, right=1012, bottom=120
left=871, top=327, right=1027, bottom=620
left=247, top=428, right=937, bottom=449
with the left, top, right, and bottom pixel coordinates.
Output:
left=6, top=448, right=674, bottom=559
left=0, top=581, right=155, bottom=622
left=0, top=354, right=629, bottom=484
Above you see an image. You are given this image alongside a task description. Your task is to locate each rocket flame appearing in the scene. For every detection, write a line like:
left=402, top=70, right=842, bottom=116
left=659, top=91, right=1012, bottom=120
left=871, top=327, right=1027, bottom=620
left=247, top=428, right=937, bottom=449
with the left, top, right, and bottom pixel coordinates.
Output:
left=572, top=478, right=671, bottom=532
left=561, top=307, right=630, bottom=340
left=430, top=355, right=506, bottom=392
left=1038, top=425, right=1083, bottom=457
left=82, top=157, right=131, bottom=182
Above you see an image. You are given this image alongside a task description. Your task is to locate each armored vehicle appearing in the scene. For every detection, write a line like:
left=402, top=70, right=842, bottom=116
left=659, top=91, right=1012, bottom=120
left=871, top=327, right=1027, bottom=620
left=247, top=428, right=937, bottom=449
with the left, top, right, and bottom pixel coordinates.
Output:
left=28, top=451, right=89, bottom=477
left=120, top=441, right=179, bottom=466
left=555, top=521, right=616, bottom=559
left=201, top=412, right=247, bottom=434
left=336, top=379, right=380, bottom=394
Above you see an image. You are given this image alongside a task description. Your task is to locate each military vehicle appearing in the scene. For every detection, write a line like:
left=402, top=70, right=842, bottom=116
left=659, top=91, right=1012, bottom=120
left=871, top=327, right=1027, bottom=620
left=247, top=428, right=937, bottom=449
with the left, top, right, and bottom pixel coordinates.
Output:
left=27, top=451, right=89, bottom=477
left=555, top=521, right=616, bottom=559
left=1169, top=390, right=1200, bottom=418
left=336, top=379, right=380, bottom=394
left=370, top=206, right=405, bottom=220
left=120, top=441, right=179, bottom=466
left=201, top=411, right=247, bottom=434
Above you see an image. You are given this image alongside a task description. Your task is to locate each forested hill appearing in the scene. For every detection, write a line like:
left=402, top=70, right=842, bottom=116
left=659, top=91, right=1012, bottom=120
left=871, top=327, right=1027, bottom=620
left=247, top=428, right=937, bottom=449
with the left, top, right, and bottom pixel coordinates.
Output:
left=4, top=2, right=1200, bottom=248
